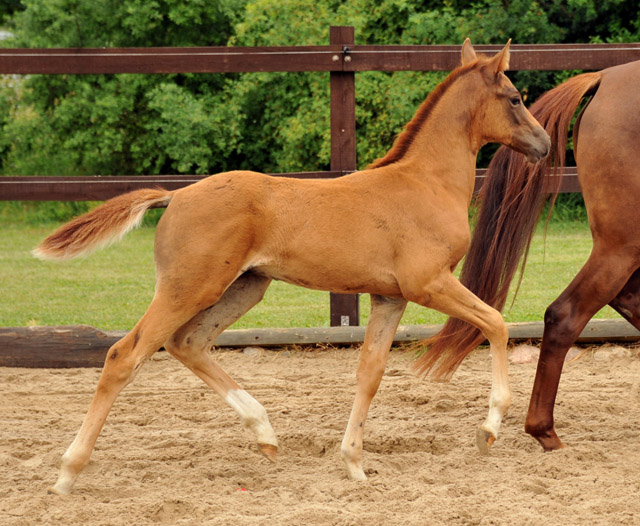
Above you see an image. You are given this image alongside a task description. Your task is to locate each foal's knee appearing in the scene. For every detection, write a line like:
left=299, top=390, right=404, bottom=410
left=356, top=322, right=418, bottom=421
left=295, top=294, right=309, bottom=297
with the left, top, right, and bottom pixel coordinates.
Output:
left=355, top=355, right=386, bottom=397
left=482, top=308, right=508, bottom=347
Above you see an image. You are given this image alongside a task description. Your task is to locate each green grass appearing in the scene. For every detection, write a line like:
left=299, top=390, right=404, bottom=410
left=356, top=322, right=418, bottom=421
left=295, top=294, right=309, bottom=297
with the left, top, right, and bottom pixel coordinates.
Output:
left=0, top=217, right=619, bottom=331
left=502, top=222, right=619, bottom=323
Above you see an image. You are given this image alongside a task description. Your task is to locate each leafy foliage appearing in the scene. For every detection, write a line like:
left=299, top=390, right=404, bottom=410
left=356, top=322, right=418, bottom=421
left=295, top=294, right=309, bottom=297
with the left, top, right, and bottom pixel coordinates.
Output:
left=0, top=0, right=245, bottom=176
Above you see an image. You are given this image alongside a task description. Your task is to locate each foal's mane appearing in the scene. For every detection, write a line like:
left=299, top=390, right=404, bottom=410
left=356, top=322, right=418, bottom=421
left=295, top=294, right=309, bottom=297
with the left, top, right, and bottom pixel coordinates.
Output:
left=367, top=58, right=484, bottom=169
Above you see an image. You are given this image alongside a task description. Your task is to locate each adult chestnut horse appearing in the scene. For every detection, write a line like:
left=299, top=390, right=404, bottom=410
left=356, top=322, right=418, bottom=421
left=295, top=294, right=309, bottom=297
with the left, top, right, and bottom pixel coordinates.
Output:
left=417, top=59, right=640, bottom=451
left=35, top=40, right=549, bottom=495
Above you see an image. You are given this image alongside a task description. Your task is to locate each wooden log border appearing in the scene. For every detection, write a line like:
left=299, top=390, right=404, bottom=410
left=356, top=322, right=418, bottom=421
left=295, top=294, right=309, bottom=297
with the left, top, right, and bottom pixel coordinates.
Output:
left=1, top=319, right=637, bottom=369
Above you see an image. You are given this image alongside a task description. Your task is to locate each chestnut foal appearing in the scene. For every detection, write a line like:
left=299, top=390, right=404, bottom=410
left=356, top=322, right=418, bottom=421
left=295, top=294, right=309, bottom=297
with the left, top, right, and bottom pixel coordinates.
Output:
left=35, top=40, right=548, bottom=494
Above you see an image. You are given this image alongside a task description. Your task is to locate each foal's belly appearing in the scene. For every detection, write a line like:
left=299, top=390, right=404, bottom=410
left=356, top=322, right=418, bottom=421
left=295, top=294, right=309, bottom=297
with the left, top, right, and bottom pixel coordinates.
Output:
left=251, top=262, right=403, bottom=298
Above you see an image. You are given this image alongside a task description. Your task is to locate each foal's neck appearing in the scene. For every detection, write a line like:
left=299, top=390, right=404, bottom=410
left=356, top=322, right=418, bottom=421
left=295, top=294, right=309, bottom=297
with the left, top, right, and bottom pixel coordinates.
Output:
left=405, top=75, right=483, bottom=176
left=376, top=69, right=486, bottom=200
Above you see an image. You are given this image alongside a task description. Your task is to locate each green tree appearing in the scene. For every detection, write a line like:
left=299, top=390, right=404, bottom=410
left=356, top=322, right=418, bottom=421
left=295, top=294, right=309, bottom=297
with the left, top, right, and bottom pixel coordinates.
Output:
left=0, top=0, right=22, bottom=25
left=0, top=0, right=247, bottom=176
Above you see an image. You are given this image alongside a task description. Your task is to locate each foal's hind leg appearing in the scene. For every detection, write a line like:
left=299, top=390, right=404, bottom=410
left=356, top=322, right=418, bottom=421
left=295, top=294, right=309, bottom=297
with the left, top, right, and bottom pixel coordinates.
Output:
left=406, top=271, right=511, bottom=453
left=165, top=273, right=278, bottom=460
left=48, top=250, right=246, bottom=496
left=49, top=294, right=205, bottom=495
left=341, top=295, right=407, bottom=480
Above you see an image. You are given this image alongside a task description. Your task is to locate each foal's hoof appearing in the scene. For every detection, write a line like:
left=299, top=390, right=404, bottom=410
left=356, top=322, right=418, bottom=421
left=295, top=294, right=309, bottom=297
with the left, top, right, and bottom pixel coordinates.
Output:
left=48, top=483, right=71, bottom=496
left=344, top=465, right=367, bottom=481
left=476, top=426, right=496, bottom=455
left=258, top=443, right=278, bottom=462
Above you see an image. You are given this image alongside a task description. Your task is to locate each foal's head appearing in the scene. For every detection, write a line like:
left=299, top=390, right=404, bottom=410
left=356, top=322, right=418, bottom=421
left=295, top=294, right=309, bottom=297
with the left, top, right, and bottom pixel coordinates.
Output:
left=463, top=39, right=550, bottom=163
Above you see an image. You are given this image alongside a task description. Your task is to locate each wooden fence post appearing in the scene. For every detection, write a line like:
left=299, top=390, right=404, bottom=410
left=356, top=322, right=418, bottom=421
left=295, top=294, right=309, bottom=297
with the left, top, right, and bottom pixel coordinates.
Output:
left=329, top=26, right=360, bottom=327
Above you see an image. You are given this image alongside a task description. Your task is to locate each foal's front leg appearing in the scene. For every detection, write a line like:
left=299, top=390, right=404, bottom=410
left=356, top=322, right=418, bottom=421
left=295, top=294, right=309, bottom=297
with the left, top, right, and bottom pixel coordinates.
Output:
left=410, top=271, right=511, bottom=452
left=341, top=295, right=407, bottom=480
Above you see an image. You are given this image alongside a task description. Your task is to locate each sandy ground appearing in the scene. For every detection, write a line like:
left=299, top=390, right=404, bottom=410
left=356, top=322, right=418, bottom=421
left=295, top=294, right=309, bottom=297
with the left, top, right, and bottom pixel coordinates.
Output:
left=2, top=343, right=640, bottom=525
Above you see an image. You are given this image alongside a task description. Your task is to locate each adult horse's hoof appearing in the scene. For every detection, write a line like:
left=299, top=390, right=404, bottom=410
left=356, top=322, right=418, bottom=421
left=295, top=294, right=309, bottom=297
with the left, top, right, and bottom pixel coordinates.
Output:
left=525, top=422, right=566, bottom=451
left=258, top=443, right=278, bottom=462
left=533, top=433, right=566, bottom=452
left=476, top=426, right=496, bottom=455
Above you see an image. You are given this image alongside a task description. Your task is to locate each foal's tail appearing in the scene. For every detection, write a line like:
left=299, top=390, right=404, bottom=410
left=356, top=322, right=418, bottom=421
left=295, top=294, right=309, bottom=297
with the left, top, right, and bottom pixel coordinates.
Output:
left=414, top=70, right=603, bottom=380
left=33, top=188, right=173, bottom=261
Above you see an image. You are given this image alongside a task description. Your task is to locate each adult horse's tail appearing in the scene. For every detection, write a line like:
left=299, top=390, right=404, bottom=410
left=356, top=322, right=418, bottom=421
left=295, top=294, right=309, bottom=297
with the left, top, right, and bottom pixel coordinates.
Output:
left=33, top=188, right=172, bottom=261
left=414, top=71, right=603, bottom=380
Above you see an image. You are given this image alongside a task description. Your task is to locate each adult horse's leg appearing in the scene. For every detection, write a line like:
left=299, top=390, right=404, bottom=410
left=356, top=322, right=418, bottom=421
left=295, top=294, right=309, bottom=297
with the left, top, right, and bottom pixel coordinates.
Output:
left=407, top=271, right=511, bottom=453
left=608, top=266, right=640, bottom=329
left=525, top=249, right=637, bottom=451
left=165, top=273, right=278, bottom=460
left=341, top=295, right=407, bottom=480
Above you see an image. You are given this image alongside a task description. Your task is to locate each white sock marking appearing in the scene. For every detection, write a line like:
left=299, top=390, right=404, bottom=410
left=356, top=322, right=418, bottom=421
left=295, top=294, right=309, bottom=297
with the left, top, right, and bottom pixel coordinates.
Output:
left=225, top=389, right=278, bottom=447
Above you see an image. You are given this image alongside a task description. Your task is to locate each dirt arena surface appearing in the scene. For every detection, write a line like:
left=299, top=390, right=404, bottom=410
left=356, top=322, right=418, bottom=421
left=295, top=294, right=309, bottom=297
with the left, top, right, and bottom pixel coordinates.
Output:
left=2, top=343, right=640, bottom=525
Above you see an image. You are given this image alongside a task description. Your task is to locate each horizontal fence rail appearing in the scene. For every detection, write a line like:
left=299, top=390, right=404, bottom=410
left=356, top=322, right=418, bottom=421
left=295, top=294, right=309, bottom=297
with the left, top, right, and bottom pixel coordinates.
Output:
left=1, top=43, right=640, bottom=74
left=0, top=167, right=581, bottom=201
left=0, top=172, right=347, bottom=201
left=345, top=43, right=640, bottom=71
left=0, top=46, right=346, bottom=74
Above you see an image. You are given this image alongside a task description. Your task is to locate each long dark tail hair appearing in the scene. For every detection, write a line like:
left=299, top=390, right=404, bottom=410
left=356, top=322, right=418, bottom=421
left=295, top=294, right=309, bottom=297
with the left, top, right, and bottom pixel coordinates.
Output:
left=414, top=71, right=603, bottom=380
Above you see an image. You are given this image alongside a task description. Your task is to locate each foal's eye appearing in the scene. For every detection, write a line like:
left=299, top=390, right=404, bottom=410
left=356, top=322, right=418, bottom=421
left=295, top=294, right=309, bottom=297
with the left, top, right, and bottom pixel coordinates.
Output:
left=510, top=96, right=521, bottom=106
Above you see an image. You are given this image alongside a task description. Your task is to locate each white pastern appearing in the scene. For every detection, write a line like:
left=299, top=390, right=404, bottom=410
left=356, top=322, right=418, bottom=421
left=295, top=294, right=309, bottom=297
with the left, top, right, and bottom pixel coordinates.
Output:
left=225, top=389, right=278, bottom=448
left=340, top=436, right=367, bottom=481
left=482, top=389, right=511, bottom=439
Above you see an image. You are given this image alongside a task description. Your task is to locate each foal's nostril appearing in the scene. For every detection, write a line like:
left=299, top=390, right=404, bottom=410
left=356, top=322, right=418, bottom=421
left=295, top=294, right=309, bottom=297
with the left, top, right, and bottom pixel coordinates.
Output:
left=539, top=142, right=550, bottom=158
left=536, top=128, right=551, bottom=159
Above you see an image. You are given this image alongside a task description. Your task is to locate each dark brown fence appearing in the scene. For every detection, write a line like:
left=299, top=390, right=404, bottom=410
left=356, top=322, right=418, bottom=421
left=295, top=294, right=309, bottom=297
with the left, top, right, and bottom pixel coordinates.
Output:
left=2, top=26, right=639, bottom=326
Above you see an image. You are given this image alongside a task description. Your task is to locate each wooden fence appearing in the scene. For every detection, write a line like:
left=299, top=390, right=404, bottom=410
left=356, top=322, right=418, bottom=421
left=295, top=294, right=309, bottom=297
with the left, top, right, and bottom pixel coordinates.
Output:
left=2, top=26, right=640, bottom=328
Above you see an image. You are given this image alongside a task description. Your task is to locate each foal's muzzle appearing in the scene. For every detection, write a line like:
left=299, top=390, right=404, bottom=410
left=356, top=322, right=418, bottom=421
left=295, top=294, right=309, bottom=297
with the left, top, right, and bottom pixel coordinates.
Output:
left=522, top=127, right=551, bottom=163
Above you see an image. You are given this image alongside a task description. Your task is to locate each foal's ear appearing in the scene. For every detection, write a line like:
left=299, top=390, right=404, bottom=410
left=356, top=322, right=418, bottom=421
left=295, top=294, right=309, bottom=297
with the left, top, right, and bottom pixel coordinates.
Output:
left=490, top=39, right=511, bottom=74
left=461, top=38, right=477, bottom=65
